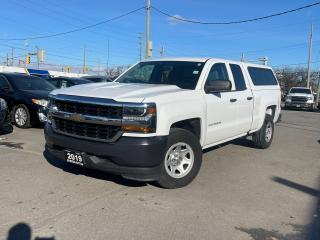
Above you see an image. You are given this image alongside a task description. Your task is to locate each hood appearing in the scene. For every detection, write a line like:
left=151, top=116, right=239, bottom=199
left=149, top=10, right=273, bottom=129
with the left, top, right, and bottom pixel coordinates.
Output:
left=50, top=82, right=186, bottom=102
left=18, top=90, right=51, bottom=99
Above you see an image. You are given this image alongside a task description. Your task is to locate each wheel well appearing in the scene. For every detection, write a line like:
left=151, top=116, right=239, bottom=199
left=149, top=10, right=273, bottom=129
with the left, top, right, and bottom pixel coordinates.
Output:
left=171, top=118, right=201, bottom=140
left=266, top=105, right=276, bottom=121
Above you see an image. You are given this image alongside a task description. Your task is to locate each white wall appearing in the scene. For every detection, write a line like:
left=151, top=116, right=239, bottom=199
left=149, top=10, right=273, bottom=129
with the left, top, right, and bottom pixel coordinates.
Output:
left=0, top=65, right=89, bottom=78
left=0, top=66, right=27, bottom=74
left=48, top=70, right=88, bottom=78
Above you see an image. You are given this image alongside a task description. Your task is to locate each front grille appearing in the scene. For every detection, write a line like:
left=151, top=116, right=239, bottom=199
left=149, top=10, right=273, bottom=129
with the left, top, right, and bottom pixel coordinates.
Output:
left=54, top=100, right=123, bottom=119
left=291, top=96, right=308, bottom=102
left=53, top=117, right=121, bottom=141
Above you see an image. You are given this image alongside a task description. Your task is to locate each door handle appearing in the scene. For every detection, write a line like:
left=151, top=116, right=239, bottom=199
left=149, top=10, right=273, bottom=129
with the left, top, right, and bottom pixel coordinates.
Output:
left=230, top=98, right=237, bottom=103
left=247, top=97, right=253, bottom=100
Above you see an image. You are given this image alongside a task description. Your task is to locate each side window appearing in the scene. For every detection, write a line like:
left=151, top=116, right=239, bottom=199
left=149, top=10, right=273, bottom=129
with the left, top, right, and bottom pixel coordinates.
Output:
left=61, top=80, right=68, bottom=88
left=55, top=79, right=62, bottom=88
left=49, top=79, right=58, bottom=87
left=205, top=63, right=229, bottom=87
left=0, top=76, right=10, bottom=89
left=248, top=67, right=278, bottom=86
left=230, top=64, right=246, bottom=91
left=66, top=81, right=73, bottom=87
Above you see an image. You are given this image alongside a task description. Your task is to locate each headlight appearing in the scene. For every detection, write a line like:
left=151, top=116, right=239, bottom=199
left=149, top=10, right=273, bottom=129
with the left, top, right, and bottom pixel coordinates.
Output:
left=122, top=103, right=156, bottom=133
left=285, top=96, right=291, bottom=102
left=32, top=99, right=49, bottom=107
left=46, top=98, right=58, bottom=124
left=308, top=97, right=313, bottom=101
left=0, top=98, right=7, bottom=110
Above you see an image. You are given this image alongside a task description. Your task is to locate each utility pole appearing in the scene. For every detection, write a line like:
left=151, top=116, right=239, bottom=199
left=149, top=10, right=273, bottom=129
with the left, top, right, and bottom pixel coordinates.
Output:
left=98, top=58, right=101, bottom=75
left=316, top=71, right=320, bottom=109
left=307, top=24, right=313, bottom=89
left=145, top=0, right=151, bottom=59
left=36, top=46, right=40, bottom=69
left=83, top=45, right=87, bottom=74
left=24, top=39, right=29, bottom=68
left=106, top=40, right=110, bottom=72
left=258, top=56, right=268, bottom=65
left=160, top=46, right=165, bottom=57
left=240, top=53, right=245, bottom=62
left=138, top=32, right=142, bottom=61
left=11, top=48, right=14, bottom=66
left=6, top=53, right=9, bottom=66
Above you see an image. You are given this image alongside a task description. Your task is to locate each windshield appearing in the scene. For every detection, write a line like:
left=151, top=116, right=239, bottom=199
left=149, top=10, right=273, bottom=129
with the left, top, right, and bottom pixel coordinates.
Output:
left=9, top=75, right=56, bottom=91
left=116, top=61, right=205, bottom=90
left=290, top=88, right=311, bottom=94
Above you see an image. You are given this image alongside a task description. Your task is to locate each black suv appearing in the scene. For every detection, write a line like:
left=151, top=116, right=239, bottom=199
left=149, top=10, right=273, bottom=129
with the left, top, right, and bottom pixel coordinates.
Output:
left=48, top=77, right=92, bottom=88
left=0, top=73, right=56, bottom=128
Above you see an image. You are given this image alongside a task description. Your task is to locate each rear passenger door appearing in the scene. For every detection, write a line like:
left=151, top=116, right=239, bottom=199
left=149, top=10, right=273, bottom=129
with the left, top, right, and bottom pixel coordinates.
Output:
left=229, top=63, right=254, bottom=135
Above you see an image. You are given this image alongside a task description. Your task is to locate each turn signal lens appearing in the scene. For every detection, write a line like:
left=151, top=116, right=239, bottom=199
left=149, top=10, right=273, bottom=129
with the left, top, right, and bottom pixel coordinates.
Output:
left=121, top=125, right=154, bottom=133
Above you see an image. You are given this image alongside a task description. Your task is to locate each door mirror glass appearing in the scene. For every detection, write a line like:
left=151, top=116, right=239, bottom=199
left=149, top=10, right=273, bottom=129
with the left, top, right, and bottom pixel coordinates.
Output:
left=205, top=80, right=232, bottom=93
left=204, top=63, right=231, bottom=93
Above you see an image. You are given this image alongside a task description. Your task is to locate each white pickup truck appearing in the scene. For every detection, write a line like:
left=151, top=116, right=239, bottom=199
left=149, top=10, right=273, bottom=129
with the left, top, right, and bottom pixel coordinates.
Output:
left=45, top=58, right=281, bottom=188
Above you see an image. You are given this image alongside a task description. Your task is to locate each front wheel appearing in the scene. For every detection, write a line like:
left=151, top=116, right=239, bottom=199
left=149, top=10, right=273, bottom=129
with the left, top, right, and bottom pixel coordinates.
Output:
left=157, top=128, right=202, bottom=189
left=252, top=114, right=274, bottom=149
left=12, top=104, right=31, bottom=128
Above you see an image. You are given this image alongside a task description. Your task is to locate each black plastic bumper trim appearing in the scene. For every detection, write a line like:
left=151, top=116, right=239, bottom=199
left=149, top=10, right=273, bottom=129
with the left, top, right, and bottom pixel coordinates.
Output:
left=44, top=124, right=168, bottom=181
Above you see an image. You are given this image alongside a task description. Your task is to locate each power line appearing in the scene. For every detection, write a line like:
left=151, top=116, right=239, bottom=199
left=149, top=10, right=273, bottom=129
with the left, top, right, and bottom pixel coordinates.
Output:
left=152, top=2, right=320, bottom=25
left=0, top=6, right=145, bottom=41
left=272, top=60, right=320, bottom=68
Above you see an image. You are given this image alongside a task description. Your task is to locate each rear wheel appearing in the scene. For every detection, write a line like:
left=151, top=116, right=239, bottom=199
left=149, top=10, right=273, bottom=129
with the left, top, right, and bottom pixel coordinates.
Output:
left=252, top=114, right=274, bottom=149
left=12, top=104, right=31, bottom=128
left=157, top=128, right=202, bottom=189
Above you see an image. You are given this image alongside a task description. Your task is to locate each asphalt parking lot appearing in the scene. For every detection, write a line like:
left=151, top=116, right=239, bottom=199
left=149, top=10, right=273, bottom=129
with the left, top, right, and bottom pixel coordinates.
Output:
left=0, top=110, right=319, bottom=240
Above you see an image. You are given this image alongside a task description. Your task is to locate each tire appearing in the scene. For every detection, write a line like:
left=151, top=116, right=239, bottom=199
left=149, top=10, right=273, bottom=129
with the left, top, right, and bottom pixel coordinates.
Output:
left=252, top=114, right=274, bottom=149
left=12, top=104, right=32, bottom=128
left=157, top=128, right=202, bottom=189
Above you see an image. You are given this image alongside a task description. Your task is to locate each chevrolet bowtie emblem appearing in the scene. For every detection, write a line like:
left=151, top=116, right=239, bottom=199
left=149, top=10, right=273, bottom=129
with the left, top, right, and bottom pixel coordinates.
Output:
left=68, top=114, right=82, bottom=122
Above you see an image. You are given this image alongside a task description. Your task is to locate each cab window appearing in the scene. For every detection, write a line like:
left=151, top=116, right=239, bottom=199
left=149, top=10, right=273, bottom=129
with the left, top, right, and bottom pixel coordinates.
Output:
left=230, top=64, right=246, bottom=91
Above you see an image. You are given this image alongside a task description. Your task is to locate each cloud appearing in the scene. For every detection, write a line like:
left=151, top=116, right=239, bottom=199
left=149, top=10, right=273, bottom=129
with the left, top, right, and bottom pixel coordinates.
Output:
left=168, top=14, right=186, bottom=25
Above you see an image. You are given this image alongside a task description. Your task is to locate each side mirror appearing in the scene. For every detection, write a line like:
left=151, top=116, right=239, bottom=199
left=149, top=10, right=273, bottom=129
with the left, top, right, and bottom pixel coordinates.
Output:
left=205, top=80, right=232, bottom=93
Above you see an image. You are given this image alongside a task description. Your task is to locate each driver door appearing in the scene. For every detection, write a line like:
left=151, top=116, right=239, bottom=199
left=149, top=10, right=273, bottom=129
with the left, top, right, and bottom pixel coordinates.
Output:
left=0, top=75, right=12, bottom=108
left=204, top=62, right=240, bottom=145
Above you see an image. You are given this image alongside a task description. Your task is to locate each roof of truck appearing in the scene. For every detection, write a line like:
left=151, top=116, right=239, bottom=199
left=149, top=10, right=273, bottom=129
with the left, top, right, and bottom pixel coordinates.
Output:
left=142, top=57, right=272, bottom=69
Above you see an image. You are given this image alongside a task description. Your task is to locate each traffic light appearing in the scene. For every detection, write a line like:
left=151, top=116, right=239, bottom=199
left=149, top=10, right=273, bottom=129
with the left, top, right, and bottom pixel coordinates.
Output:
left=26, top=54, right=31, bottom=64
left=65, top=66, right=70, bottom=73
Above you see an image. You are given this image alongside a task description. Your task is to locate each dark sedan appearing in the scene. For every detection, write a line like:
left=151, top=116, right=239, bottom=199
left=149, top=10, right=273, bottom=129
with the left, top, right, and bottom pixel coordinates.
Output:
left=0, top=73, right=56, bottom=128
left=47, top=77, right=93, bottom=88
left=0, top=98, right=13, bottom=134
